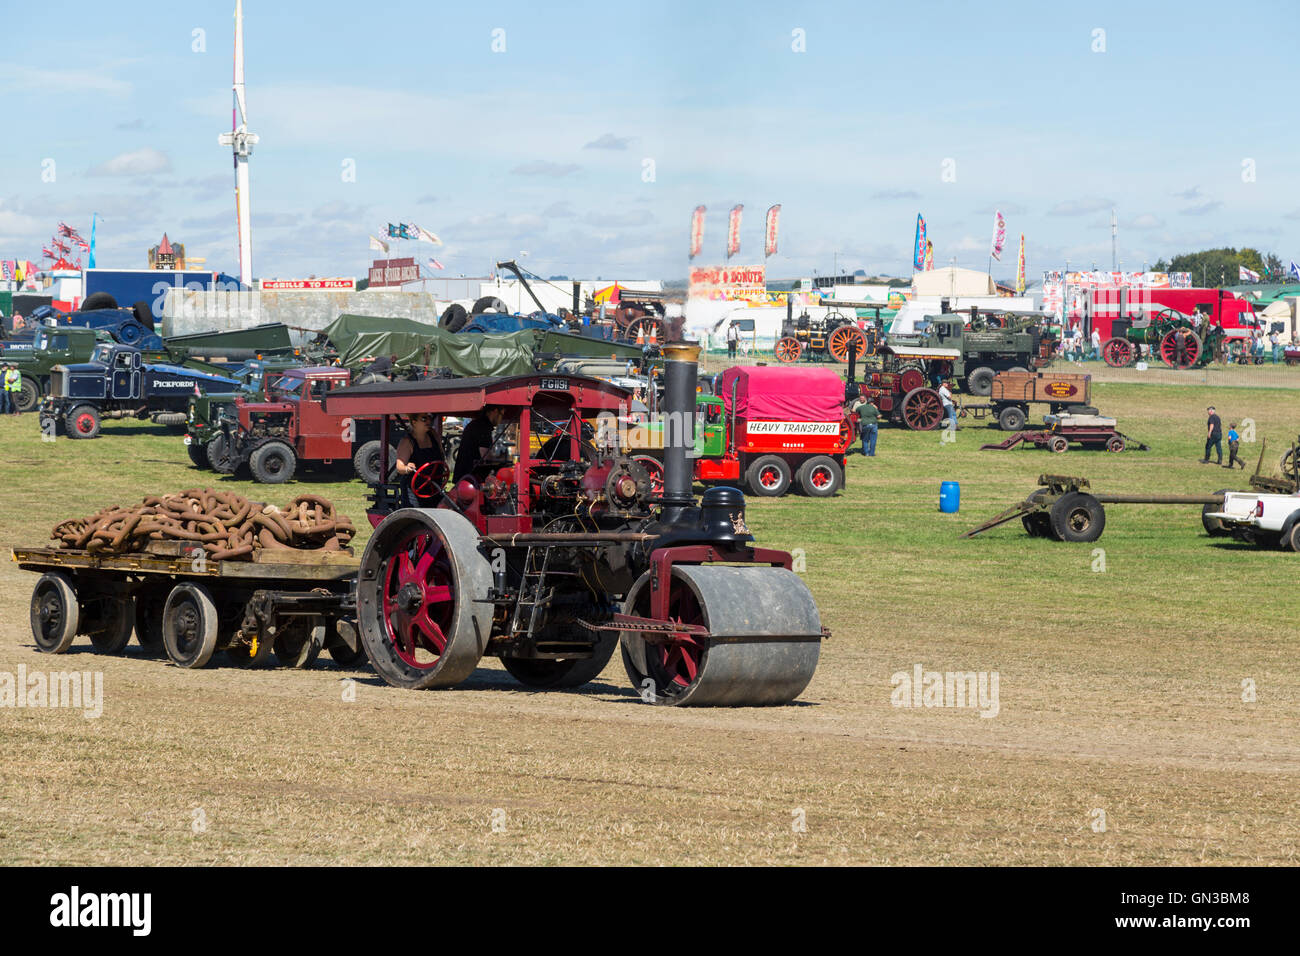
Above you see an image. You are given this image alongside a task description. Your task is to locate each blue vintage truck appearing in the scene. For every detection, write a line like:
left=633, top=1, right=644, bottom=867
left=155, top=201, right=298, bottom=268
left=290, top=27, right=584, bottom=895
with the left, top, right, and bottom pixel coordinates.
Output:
left=39, top=343, right=242, bottom=439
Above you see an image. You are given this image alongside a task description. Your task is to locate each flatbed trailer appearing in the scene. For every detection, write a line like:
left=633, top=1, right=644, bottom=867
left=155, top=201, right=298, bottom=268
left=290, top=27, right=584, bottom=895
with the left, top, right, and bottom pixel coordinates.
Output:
left=980, top=423, right=1150, bottom=454
left=16, top=545, right=363, bottom=670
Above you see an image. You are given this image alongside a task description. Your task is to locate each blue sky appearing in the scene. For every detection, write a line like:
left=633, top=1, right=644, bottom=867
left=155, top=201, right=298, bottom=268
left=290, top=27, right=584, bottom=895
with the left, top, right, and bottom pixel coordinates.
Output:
left=1, top=0, right=1296, bottom=283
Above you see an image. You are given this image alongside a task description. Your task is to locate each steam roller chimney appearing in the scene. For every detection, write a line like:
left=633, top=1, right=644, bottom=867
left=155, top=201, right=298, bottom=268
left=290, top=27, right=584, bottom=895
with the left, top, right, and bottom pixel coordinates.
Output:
left=660, top=341, right=701, bottom=521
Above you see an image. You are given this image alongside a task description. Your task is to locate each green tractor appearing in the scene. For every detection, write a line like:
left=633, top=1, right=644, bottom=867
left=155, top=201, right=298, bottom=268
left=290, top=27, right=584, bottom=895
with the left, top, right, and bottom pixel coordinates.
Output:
left=1101, top=310, right=1223, bottom=369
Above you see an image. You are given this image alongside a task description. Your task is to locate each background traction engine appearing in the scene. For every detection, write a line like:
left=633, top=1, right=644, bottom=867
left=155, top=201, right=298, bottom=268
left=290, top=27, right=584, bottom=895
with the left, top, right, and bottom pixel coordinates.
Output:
left=775, top=304, right=871, bottom=364
left=326, top=347, right=824, bottom=705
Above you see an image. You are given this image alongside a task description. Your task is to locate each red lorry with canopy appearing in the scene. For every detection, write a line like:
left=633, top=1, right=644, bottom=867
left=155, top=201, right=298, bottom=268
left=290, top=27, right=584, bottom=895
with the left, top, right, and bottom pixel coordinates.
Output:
left=700, top=365, right=852, bottom=498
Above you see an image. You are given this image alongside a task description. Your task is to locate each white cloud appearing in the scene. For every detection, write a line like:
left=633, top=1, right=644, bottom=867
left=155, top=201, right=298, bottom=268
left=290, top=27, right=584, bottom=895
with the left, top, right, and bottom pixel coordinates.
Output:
left=511, top=161, right=581, bottom=177
left=584, top=133, right=631, bottom=150
left=0, top=64, right=131, bottom=97
left=89, top=148, right=172, bottom=177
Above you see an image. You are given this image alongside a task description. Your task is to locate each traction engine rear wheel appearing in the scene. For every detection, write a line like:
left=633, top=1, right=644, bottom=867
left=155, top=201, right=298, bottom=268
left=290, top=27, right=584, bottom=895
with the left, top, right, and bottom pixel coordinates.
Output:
left=358, top=509, right=493, bottom=690
left=901, top=387, right=943, bottom=431
left=828, top=325, right=867, bottom=363
left=1159, top=329, right=1201, bottom=369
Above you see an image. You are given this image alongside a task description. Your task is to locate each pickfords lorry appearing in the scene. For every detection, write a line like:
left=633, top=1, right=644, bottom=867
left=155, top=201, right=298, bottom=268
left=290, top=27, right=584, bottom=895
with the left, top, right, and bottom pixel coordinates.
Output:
left=39, top=343, right=242, bottom=438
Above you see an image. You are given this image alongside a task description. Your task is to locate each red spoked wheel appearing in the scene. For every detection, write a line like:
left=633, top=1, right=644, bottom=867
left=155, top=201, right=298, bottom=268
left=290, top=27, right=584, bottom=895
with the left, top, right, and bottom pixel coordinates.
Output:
left=409, top=461, right=448, bottom=502
left=631, top=454, right=664, bottom=496
left=898, top=367, right=926, bottom=394
left=828, top=325, right=867, bottom=362
left=775, top=337, right=802, bottom=363
left=1106, top=435, right=1125, bottom=453
left=1102, top=337, right=1134, bottom=368
left=382, top=528, right=456, bottom=669
left=901, top=387, right=943, bottom=431
left=1159, top=329, right=1201, bottom=369
left=644, top=582, right=707, bottom=694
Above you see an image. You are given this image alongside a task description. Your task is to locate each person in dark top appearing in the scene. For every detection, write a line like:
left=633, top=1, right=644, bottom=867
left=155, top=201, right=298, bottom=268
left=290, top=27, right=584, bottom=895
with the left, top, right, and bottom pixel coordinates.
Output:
left=453, top=405, right=506, bottom=482
left=1201, top=406, right=1223, bottom=464
left=394, top=413, right=447, bottom=506
left=369, top=353, right=397, bottom=379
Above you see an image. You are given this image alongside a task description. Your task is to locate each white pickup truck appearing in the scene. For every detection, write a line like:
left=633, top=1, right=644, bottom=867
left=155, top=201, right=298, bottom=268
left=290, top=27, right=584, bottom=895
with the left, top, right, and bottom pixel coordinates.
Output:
left=1203, top=490, right=1300, bottom=550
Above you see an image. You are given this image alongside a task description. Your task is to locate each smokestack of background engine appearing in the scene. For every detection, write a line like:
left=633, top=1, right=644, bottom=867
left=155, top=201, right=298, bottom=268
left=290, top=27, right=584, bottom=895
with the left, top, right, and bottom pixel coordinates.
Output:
left=660, top=342, right=701, bottom=516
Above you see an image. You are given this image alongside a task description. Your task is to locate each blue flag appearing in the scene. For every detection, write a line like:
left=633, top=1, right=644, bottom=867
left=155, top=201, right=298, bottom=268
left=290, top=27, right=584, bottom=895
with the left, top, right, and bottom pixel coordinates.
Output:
left=88, top=214, right=97, bottom=269
left=1290, top=260, right=1299, bottom=282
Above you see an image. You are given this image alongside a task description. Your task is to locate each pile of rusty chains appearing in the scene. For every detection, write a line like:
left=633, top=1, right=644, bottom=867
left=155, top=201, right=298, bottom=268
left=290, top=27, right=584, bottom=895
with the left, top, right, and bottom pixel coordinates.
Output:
left=51, top=489, right=356, bottom=562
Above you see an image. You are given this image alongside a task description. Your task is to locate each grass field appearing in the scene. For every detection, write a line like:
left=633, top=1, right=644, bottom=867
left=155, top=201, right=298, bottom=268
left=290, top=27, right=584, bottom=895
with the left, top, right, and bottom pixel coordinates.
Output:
left=1, top=375, right=1297, bottom=865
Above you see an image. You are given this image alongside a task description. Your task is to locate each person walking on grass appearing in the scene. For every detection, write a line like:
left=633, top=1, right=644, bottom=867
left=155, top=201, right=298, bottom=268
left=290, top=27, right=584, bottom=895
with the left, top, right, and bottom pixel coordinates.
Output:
left=725, top=321, right=739, bottom=360
left=851, top=393, right=879, bottom=457
left=1225, top=423, right=1246, bottom=469
left=1201, top=405, right=1223, bottom=465
left=1090, top=327, right=1101, bottom=361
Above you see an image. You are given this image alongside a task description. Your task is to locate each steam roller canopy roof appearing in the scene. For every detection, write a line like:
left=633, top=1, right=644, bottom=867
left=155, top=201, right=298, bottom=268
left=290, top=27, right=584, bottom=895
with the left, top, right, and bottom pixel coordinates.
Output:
left=720, top=365, right=846, bottom=421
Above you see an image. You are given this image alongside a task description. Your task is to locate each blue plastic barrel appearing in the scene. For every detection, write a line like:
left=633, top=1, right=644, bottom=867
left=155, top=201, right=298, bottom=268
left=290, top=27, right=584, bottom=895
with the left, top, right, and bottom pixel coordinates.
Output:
left=939, top=481, right=960, bottom=513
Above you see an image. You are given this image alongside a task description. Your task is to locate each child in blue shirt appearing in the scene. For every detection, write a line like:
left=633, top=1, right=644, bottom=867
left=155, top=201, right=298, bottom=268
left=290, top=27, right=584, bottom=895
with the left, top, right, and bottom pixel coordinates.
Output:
left=1225, top=424, right=1245, bottom=469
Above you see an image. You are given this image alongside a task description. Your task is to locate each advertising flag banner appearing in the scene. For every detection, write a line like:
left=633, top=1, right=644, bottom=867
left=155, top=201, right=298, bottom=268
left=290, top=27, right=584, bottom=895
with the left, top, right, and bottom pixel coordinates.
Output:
left=923, top=239, right=934, bottom=271
left=991, top=211, right=1006, bottom=261
left=1016, top=234, right=1026, bottom=293
left=913, top=214, right=926, bottom=270
left=726, top=205, right=744, bottom=259
left=689, top=205, right=706, bottom=259
left=764, top=204, right=781, bottom=258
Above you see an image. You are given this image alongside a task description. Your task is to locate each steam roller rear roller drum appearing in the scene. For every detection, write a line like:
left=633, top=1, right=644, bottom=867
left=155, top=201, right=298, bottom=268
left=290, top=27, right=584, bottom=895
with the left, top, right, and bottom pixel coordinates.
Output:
left=621, top=565, right=821, bottom=706
left=357, top=508, right=493, bottom=690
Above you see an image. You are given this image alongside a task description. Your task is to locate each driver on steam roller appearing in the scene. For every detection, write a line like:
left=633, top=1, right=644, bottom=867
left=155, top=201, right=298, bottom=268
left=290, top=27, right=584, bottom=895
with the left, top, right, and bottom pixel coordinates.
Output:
left=395, top=413, right=447, bottom=507
left=452, top=404, right=507, bottom=483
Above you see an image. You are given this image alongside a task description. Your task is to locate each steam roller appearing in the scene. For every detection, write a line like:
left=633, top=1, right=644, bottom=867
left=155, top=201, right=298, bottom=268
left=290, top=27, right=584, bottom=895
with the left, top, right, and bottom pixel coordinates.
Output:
left=333, top=340, right=826, bottom=706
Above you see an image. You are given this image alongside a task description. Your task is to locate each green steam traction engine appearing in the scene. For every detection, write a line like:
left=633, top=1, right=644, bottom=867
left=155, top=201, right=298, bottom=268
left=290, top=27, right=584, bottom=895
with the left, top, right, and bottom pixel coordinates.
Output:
left=1101, top=310, right=1224, bottom=370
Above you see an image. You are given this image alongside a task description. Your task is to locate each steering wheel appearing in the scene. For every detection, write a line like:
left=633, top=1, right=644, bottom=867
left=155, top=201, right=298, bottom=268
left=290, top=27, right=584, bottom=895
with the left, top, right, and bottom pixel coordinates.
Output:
left=409, top=461, right=448, bottom=502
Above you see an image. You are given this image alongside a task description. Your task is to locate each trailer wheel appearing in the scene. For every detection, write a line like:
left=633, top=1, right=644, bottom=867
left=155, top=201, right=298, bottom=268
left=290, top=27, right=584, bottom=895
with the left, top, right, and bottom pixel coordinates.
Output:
left=30, top=572, right=80, bottom=653
left=1049, top=492, right=1105, bottom=543
left=326, top=620, right=368, bottom=667
left=186, top=440, right=210, bottom=469
left=353, top=439, right=397, bottom=486
left=357, top=508, right=493, bottom=690
left=502, top=631, right=619, bottom=690
left=1022, top=513, right=1051, bottom=537
left=797, top=456, right=842, bottom=497
left=250, top=440, right=296, bottom=484
left=998, top=405, right=1027, bottom=431
left=16, top=376, right=40, bottom=413
left=1048, top=434, right=1069, bottom=453
left=80, top=292, right=118, bottom=311
left=275, top=622, right=323, bottom=669
left=1106, top=436, right=1125, bottom=453
left=117, top=322, right=143, bottom=345
left=162, top=583, right=220, bottom=668
left=83, top=595, right=135, bottom=654
left=133, top=586, right=167, bottom=655
left=967, top=366, right=995, bottom=397
left=66, top=404, right=100, bottom=439
left=746, top=455, right=792, bottom=497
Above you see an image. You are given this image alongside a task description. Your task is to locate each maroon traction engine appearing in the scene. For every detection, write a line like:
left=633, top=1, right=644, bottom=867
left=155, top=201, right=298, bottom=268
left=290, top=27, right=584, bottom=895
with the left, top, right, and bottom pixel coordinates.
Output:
left=324, top=343, right=824, bottom=705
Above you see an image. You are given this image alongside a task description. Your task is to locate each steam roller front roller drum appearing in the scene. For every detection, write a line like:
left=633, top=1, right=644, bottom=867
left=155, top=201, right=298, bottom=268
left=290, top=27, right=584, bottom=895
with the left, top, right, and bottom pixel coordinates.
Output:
left=357, top=508, right=494, bottom=690
left=621, top=565, right=822, bottom=706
